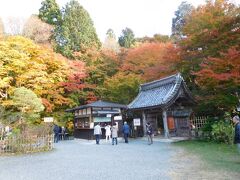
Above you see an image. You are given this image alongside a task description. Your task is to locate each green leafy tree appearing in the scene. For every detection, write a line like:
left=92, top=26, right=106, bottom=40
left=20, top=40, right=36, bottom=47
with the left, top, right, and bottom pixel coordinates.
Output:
left=55, top=0, right=101, bottom=58
left=118, top=27, right=135, bottom=48
left=39, top=0, right=62, bottom=25
left=12, top=87, right=44, bottom=123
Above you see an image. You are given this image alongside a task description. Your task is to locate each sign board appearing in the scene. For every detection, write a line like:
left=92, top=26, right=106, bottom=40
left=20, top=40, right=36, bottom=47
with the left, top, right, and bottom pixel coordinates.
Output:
left=133, top=118, right=141, bottom=126
left=106, top=114, right=112, bottom=118
left=94, top=117, right=111, bottom=123
left=114, top=115, right=122, bottom=121
left=44, top=117, right=54, bottom=123
left=90, top=122, right=94, bottom=129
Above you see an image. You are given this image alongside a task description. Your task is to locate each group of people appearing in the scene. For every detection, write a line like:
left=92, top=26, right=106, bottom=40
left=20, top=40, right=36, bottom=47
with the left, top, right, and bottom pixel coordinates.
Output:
left=93, top=121, right=154, bottom=145
left=94, top=121, right=131, bottom=145
left=53, top=124, right=66, bottom=143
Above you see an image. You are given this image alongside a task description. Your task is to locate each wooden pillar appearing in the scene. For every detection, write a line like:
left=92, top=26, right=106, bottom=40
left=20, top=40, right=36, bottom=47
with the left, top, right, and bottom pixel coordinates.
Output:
left=142, top=111, right=147, bottom=136
left=162, top=109, right=169, bottom=138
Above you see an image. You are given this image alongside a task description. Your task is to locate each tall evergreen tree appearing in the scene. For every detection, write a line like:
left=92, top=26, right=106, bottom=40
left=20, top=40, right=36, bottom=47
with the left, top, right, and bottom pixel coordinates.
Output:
left=171, top=1, right=194, bottom=42
left=55, top=0, right=101, bottom=58
left=118, top=27, right=135, bottom=48
left=39, top=0, right=62, bottom=25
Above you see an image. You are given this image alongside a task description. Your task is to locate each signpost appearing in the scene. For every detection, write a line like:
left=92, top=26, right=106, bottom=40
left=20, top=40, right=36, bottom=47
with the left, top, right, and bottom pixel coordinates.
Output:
left=44, top=117, right=54, bottom=123
left=133, top=118, right=141, bottom=126
left=114, top=115, right=122, bottom=121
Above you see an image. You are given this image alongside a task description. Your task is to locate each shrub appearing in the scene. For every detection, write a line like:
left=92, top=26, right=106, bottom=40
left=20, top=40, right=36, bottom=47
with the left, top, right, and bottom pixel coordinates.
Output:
left=211, top=120, right=234, bottom=144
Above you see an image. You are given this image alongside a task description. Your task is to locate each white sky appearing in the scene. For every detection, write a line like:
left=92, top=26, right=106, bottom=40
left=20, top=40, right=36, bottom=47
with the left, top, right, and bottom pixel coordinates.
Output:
left=0, top=0, right=239, bottom=41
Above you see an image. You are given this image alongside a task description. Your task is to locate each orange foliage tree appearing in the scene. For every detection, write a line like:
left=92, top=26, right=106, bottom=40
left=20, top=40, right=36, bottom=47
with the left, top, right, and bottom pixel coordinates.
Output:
left=194, top=47, right=240, bottom=114
left=121, top=42, right=180, bottom=81
left=0, top=36, right=87, bottom=114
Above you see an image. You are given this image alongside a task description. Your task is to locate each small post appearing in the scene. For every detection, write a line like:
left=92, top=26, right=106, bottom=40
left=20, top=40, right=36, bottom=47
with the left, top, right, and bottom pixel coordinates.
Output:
left=162, top=109, right=169, bottom=138
left=142, top=111, right=147, bottom=136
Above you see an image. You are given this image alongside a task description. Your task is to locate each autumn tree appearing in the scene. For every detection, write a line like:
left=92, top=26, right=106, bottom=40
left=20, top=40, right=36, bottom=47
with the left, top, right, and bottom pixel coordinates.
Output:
left=39, top=0, right=62, bottom=25
left=194, top=48, right=240, bottom=116
left=60, top=60, right=87, bottom=106
left=73, top=47, right=120, bottom=103
left=121, top=42, right=180, bottom=81
left=0, top=36, right=85, bottom=113
left=22, top=15, right=53, bottom=45
left=177, top=0, right=240, bottom=90
left=118, top=27, right=135, bottom=48
left=182, top=0, right=239, bottom=58
left=54, top=0, right=101, bottom=58
left=100, top=73, right=142, bottom=104
left=176, top=0, right=240, bottom=116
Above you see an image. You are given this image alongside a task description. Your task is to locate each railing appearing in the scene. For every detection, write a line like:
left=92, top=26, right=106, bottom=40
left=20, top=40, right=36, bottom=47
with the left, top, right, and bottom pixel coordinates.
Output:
left=191, top=116, right=208, bottom=130
left=0, top=134, right=54, bottom=155
left=190, top=116, right=209, bottom=138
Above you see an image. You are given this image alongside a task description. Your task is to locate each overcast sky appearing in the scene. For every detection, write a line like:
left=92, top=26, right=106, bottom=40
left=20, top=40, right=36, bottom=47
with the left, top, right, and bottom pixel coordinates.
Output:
left=0, top=0, right=239, bottom=41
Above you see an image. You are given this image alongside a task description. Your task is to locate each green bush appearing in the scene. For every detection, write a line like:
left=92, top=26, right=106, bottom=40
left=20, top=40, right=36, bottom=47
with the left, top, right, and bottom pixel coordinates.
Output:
left=211, top=120, right=234, bottom=144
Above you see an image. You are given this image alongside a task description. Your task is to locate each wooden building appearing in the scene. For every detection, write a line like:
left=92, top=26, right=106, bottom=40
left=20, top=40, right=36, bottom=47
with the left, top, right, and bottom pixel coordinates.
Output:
left=66, top=100, right=127, bottom=139
left=128, top=73, right=195, bottom=137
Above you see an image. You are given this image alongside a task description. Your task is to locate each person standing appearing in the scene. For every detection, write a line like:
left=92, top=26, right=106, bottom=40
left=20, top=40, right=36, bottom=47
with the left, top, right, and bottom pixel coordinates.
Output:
left=111, top=123, right=118, bottom=145
left=94, top=123, right=102, bottom=145
left=105, top=124, right=111, bottom=142
left=122, top=121, right=130, bottom=143
left=146, top=122, right=153, bottom=145
left=233, top=115, right=240, bottom=153
left=53, top=124, right=60, bottom=143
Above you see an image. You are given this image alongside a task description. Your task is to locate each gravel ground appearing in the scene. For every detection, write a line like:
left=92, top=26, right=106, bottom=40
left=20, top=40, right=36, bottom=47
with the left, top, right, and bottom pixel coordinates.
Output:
left=0, top=138, right=239, bottom=180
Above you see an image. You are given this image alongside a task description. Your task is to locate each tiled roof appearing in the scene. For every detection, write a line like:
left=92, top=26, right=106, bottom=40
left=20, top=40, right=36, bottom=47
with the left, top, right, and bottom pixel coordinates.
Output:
left=87, top=100, right=127, bottom=109
left=66, top=100, right=127, bottom=112
left=128, top=73, right=194, bottom=110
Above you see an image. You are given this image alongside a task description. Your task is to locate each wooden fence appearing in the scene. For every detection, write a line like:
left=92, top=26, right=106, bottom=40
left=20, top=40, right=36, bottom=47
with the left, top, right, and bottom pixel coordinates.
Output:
left=191, top=116, right=208, bottom=130
left=0, top=134, right=54, bottom=155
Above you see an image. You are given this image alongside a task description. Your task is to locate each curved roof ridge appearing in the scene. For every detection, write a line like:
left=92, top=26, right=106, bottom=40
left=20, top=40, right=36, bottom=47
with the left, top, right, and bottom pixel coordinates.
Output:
left=128, top=73, right=195, bottom=110
left=162, top=74, right=182, bottom=103
left=140, top=73, right=180, bottom=91
left=163, top=73, right=184, bottom=104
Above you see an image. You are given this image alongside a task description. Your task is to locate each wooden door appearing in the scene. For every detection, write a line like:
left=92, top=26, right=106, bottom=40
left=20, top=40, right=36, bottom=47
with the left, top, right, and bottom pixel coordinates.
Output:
left=175, top=117, right=190, bottom=137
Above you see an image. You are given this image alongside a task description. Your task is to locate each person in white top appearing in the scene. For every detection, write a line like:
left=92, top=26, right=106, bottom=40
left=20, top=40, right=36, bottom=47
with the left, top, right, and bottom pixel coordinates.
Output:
left=94, top=123, right=102, bottom=144
left=105, top=124, right=111, bottom=142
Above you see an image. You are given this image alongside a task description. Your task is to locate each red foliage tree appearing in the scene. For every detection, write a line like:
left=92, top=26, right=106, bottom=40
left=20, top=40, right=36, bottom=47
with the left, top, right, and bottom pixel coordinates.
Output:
left=121, top=42, right=180, bottom=81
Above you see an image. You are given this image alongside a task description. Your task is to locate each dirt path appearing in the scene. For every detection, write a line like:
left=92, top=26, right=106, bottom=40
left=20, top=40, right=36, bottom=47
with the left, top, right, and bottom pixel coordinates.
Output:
left=0, top=139, right=239, bottom=180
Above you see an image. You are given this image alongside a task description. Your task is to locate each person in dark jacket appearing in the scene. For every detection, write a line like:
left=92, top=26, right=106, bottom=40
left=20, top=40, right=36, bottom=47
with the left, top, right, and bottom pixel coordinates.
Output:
left=122, top=122, right=130, bottom=143
left=146, top=122, right=153, bottom=145
left=53, top=124, right=60, bottom=143
left=233, top=115, right=240, bottom=153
